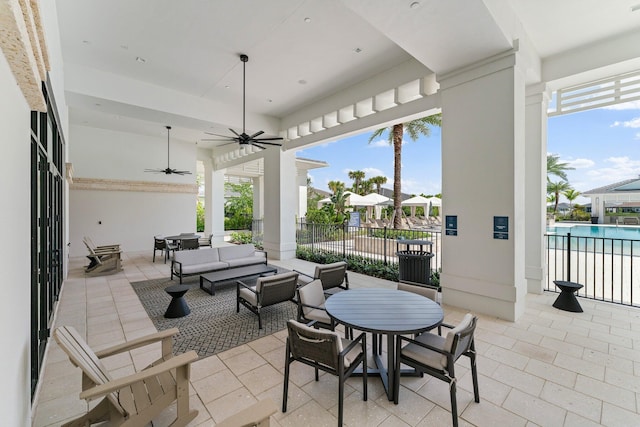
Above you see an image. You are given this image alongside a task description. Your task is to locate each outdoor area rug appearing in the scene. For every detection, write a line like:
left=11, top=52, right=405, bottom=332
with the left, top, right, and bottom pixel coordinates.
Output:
left=130, top=271, right=297, bottom=359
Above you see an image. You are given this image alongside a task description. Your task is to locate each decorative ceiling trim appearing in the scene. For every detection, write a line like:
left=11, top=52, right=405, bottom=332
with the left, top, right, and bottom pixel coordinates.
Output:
left=212, top=72, right=439, bottom=169
left=70, top=177, right=197, bottom=194
left=0, top=0, right=49, bottom=111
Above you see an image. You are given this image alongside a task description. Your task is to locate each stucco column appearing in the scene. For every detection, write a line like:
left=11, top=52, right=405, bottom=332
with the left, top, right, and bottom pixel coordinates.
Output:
left=297, top=171, right=308, bottom=220
left=262, top=148, right=297, bottom=259
left=252, top=176, right=264, bottom=220
left=438, top=49, right=527, bottom=321
left=203, top=158, right=225, bottom=242
left=525, top=85, right=549, bottom=294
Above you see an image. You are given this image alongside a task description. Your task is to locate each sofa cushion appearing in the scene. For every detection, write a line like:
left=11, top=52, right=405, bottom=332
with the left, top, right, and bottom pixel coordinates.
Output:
left=174, top=248, right=219, bottom=265
left=225, top=254, right=265, bottom=268
left=181, top=261, right=228, bottom=275
left=218, top=244, right=256, bottom=261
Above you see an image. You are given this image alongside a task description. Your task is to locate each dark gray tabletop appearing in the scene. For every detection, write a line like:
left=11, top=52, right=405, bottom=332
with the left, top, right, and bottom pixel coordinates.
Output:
left=325, top=288, right=443, bottom=335
left=164, top=234, right=199, bottom=241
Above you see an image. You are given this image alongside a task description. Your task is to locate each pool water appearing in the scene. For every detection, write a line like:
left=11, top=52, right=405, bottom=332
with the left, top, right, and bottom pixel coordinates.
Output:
left=548, top=224, right=640, bottom=241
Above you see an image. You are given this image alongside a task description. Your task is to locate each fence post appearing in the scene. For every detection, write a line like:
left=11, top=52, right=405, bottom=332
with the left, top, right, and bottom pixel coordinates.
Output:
left=342, top=221, right=347, bottom=258
left=311, top=222, right=315, bottom=251
left=383, top=226, right=388, bottom=265
left=566, top=232, right=571, bottom=282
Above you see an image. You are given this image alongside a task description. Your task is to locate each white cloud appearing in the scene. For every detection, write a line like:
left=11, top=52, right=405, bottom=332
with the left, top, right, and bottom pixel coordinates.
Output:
left=610, top=117, right=640, bottom=128
left=584, top=156, right=640, bottom=185
left=636, top=132, right=640, bottom=140
left=603, top=100, right=640, bottom=110
left=567, top=158, right=594, bottom=169
left=369, top=139, right=390, bottom=148
left=396, top=177, right=441, bottom=197
left=362, top=167, right=387, bottom=179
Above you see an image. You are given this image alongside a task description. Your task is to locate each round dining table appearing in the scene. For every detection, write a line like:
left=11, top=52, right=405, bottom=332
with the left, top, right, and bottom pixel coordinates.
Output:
left=325, top=288, right=443, bottom=402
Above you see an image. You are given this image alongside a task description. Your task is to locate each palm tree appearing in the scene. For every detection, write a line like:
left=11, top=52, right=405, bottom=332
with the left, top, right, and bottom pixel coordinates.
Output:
left=327, top=180, right=345, bottom=194
left=348, top=170, right=366, bottom=194
left=368, top=114, right=441, bottom=228
left=547, top=154, right=574, bottom=182
left=547, top=180, right=571, bottom=213
left=369, top=176, right=387, bottom=194
left=563, top=188, right=581, bottom=217
left=360, top=179, right=373, bottom=195
left=330, top=186, right=349, bottom=222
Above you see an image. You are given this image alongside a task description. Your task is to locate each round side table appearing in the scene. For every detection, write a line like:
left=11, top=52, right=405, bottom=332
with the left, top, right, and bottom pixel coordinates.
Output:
left=552, top=281, right=583, bottom=313
left=164, top=285, right=191, bottom=318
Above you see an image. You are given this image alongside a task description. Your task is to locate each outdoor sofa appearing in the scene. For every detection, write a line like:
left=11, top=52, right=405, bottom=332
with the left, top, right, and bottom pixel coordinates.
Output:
left=171, top=243, right=267, bottom=283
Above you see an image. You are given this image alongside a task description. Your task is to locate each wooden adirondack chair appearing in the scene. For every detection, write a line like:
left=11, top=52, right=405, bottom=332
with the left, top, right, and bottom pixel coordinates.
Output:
left=83, top=240, right=122, bottom=276
left=54, top=326, right=198, bottom=427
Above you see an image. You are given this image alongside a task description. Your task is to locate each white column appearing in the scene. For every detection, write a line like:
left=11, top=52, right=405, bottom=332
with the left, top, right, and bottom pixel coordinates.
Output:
left=438, top=50, right=528, bottom=321
left=252, top=176, right=263, bottom=220
left=525, top=85, right=549, bottom=294
left=204, top=158, right=225, bottom=242
left=263, top=148, right=297, bottom=259
left=297, top=171, right=308, bottom=220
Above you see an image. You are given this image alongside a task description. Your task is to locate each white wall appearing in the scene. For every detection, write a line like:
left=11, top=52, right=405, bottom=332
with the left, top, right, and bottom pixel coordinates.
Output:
left=68, top=125, right=197, bottom=256
left=0, top=47, right=32, bottom=426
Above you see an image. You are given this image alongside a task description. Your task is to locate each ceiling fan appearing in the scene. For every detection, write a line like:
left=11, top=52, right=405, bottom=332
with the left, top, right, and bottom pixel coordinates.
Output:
left=144, top=126, right=191, bottom=175
left=202, top=54, right=283, bottom=150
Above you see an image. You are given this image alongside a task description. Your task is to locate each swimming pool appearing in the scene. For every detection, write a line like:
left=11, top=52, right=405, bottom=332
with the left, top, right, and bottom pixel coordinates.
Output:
left=548, top=224, right=640, bottom=240
left=547, top=224, right=640, bottom=256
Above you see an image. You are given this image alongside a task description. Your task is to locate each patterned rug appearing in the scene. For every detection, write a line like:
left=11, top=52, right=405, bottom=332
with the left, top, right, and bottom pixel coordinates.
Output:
left=130, top=272, right=297, bottom=359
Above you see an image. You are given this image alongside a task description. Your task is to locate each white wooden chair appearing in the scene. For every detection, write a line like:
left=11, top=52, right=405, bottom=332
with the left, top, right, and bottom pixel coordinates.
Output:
left=54, top=326, right=198, bottom=427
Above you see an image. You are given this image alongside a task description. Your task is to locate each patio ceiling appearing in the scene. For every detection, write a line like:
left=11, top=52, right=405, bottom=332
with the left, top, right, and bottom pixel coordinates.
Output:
left=55, top=0, right=640, bottom=150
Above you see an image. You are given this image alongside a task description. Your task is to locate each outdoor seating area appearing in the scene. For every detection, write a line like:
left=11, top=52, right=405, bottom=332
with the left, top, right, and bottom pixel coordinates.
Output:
left=32, top=250, right=640, bottom=426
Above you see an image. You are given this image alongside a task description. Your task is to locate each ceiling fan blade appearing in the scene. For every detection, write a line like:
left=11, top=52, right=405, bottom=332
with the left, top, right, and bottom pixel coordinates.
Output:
left=250, top=142, right=267, bottom=150
left=229, top=128, right=241, bottom=137
left=201, top=137, right=234, bottom=142
left=253, top=137, right=283, bottom=141
left=251, top=140, right=282, bottom=146
left=204, top=131, right=233, bottom=138
left=144, top=168, right=165, bottom=173
left=249, top=130, right=264, bottom=139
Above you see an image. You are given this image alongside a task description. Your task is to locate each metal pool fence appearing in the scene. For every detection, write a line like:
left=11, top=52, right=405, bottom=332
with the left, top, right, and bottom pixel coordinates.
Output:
left=293, top=220, right=441, bottom=273
left=546, top=232, right=640, bottom=307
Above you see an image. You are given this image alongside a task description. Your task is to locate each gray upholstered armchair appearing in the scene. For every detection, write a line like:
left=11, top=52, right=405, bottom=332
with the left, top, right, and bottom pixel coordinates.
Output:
left=295, top=261, right=349, bottom=296
left=236, top=271, right=299, bottom=329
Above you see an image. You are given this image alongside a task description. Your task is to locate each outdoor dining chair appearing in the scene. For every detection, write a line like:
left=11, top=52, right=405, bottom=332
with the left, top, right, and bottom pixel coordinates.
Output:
left=153, top=236, right=176, bottom=263
left=181, top=237, right=200, bottom=250
left=283, top=319, right=367, bottom=427
left=394, top=313, right=480, bottom=427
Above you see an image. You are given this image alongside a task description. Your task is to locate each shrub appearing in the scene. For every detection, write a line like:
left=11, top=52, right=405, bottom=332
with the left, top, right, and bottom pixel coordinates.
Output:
left=296, top=246, right=441, bottom=288
left=229, top=231, right=253, bottom=244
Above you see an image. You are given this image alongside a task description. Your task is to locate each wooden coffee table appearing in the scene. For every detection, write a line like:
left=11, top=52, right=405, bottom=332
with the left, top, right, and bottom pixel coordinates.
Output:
left=199, top=264, right=278, bottom=295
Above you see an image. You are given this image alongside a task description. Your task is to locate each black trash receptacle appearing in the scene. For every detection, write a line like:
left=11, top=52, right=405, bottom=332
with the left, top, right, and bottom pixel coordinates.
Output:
left=397, top=250, right=434, bottom=286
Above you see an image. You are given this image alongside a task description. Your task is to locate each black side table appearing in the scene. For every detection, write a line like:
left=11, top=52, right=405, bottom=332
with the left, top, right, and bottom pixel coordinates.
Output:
left=164, top=285, right=191, bottom=318
left=552, top=281, right=584, bottom=313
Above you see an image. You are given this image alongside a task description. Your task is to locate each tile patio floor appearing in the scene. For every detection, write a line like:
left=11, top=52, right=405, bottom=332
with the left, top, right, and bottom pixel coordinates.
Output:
left=32, top=249, right=640, bottom=426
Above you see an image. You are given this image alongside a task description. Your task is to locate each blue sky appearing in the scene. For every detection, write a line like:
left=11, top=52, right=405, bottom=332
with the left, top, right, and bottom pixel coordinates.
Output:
left=297, top=101, right=640, bottom=205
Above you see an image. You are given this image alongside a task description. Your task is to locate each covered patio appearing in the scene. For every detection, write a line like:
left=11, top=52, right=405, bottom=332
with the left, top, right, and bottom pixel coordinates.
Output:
left=3, top=1, right=640, bottom=425
left=33, top=251, right=640, bottom=426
